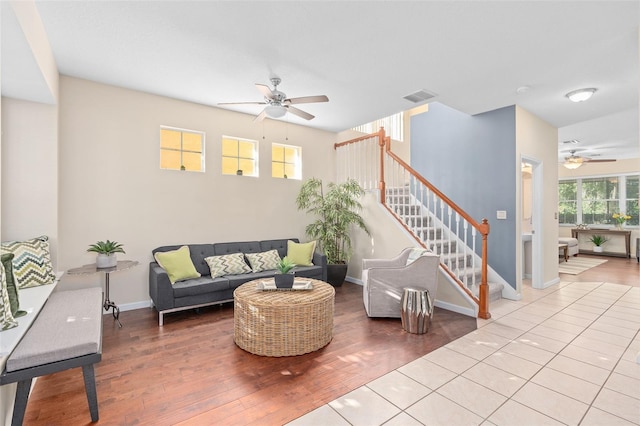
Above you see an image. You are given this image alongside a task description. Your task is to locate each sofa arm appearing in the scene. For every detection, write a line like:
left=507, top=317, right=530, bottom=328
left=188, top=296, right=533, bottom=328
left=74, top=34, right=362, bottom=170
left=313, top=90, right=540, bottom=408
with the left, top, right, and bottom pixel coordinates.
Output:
left=312, top=252, right=328, bottom=282
left=149, top=263, right=174, bottom=311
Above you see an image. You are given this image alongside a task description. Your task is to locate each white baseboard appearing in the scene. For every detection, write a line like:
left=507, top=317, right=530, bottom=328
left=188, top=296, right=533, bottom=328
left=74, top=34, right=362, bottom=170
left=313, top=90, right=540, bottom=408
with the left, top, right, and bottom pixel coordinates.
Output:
left=102, top=299, right=153, bottom=315
left=434, top=300, right=476, bottom=318
left=345, top=276, right=363, bottom=286
left=543, top=277, right=561, bottom=289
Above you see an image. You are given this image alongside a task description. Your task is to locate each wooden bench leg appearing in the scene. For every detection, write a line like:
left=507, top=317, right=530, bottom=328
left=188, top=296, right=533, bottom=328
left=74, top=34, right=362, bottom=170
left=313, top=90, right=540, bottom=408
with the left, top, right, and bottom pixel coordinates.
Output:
left=12, top=378, right=33, bottom=426
left=82, top=364, right=99, bottom=422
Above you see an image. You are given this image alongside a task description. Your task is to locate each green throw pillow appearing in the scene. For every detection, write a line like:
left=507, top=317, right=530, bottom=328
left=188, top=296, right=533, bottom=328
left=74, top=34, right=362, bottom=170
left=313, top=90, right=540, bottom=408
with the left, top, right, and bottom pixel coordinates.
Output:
left=204, top=253, right=252, bottom=278
left=0, top=253, right=26, bottom=318
left=245, top=250, right=282, bottom=273
left=287, top=240, right=316, bottom=267
left=154, top=246, right=201, bottom=284
left=0, top=261, right=18, bottom=331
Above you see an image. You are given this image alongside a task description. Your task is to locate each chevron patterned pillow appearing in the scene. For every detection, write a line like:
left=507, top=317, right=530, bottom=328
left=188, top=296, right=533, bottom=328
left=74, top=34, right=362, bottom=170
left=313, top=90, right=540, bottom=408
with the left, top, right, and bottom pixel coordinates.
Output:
left=205, top=253, right=252, bottom=278
left=245, top=250, right=281, bottom=273
left=1, top=236, right=56, bottom=289
left=0, top=261, right=19, bottom=331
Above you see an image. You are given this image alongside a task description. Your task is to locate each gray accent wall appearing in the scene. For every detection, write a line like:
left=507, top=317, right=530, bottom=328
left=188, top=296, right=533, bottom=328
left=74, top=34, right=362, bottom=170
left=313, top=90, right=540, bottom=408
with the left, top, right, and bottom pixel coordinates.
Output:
left=411, top=103, right=516, bottom=288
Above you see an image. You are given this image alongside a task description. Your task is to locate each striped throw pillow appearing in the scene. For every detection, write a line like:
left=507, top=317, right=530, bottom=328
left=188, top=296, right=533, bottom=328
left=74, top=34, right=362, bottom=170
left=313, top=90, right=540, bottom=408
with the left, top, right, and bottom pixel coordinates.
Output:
left=1, top=236, right=56, bottom=289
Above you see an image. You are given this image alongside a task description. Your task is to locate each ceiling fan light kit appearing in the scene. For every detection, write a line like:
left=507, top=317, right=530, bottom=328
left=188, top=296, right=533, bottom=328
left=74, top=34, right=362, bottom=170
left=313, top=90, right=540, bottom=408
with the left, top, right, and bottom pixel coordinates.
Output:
left=565, top=88, right=597, bottom=102
left=562, top=149, right=615, bottom=169
left=219, top=77, right=329, bottom=122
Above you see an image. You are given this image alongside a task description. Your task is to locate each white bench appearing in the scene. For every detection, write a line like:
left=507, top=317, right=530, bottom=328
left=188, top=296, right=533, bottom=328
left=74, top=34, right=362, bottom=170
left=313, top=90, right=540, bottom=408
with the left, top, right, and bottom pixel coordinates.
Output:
left=0, top=287, right=103, bottom=425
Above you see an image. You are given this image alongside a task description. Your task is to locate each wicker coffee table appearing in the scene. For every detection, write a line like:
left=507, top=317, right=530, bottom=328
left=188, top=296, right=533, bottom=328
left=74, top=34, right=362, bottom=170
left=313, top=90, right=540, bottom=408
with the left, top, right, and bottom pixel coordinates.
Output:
left=233, top=278, right=335, bottom=357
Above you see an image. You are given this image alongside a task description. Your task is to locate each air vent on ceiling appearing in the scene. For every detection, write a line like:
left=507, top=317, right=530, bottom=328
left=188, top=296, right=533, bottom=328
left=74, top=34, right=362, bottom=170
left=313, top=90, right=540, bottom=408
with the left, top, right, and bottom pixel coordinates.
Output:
left=403, top=89, right=437, bottom=103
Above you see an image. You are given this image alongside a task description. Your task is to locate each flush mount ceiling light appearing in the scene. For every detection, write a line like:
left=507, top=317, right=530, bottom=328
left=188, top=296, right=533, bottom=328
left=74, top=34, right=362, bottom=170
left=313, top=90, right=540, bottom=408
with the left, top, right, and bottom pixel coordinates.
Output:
left=565, top=88, right=597, bottom=102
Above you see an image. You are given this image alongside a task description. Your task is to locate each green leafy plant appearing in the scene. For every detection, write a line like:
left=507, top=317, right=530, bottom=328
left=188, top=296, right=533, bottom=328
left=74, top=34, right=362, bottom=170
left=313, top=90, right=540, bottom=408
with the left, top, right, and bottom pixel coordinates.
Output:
left=87, top=240, right=126, bottom=255
left=296, top=178, right=370, bottom=264
left=588, top=235, right=608, bottom=247
left=276, top=257, right=296, bottom=274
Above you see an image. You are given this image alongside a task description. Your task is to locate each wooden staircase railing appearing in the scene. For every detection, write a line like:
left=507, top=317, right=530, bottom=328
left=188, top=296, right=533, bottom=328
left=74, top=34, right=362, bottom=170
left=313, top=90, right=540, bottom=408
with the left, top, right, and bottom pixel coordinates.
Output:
left=335, top=128, right=491, bottom=319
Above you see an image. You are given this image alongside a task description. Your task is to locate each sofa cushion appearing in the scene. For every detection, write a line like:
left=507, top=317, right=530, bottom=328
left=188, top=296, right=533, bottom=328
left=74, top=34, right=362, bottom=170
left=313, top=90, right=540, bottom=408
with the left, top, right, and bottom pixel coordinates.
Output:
left=154, top=246, right=201, bottom=284
left=205, top=253, right=252, bottom=278
left=260, top=238, right=299, bottom=259
left=172, top=276, right=230, bottom=298
left=291, top=265, right=324, bottom=279
left=287, top=240, right=316, bottom=266
left=226, top=271, right=276, bottom=289
left=214, top=241, right=262, bottom=256
left=245, top=250, right=281, bottom=273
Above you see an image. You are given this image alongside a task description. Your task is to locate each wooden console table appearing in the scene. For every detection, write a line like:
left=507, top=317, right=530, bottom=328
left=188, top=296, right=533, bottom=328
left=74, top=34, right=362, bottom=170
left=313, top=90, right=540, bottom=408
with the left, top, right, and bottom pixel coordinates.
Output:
left=571, top=228, right=631, bottom=258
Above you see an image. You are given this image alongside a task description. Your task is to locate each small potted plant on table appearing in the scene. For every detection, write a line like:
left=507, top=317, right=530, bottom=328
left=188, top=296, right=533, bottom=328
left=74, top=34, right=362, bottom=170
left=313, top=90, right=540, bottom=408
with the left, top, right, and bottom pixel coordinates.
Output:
left=588, top=235, right=608, bottom=253
left=88, top=240, right=125, bottom=268
left=274, top=257, right=296, bottom=288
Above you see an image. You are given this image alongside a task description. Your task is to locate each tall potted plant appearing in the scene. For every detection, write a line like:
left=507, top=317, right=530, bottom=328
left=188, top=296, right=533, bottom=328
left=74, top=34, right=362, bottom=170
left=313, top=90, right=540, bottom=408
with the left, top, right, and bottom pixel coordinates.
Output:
left=296, top=178, right=369, bottom=286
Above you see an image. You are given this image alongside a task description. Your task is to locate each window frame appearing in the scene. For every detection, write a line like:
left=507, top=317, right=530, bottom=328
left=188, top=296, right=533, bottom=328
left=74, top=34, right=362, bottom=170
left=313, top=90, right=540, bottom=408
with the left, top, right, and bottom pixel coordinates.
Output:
left=559, top=173, right=639, bottom=227
left=271, top=142, right=302, bottom=180
left=221, top=135, right=259, bottom=177
left=159, top=126, right=205, bottom=172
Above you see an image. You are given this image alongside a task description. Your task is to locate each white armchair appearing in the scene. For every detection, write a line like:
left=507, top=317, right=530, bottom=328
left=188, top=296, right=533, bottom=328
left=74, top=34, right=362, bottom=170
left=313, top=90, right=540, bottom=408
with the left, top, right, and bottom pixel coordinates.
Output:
left=362, top=248, right=440, bottom=318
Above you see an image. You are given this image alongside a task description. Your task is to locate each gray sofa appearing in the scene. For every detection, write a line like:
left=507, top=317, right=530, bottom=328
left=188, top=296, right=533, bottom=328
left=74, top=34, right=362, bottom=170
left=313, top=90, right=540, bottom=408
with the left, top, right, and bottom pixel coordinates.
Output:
left=149, top=238, right=327, bottom=325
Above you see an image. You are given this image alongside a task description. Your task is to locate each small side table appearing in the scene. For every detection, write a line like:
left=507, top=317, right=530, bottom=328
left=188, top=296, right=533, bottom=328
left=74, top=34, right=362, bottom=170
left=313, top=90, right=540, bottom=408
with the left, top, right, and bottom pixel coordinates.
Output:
left=67, top=260, right=138, bottom=327
left=558, top=243, right=569, bottom=262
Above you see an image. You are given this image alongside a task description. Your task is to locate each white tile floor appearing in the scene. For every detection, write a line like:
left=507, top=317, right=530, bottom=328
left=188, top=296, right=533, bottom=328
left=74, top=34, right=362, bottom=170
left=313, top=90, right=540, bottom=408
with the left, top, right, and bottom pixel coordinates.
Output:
left=287, top=281, right=640, bottom=426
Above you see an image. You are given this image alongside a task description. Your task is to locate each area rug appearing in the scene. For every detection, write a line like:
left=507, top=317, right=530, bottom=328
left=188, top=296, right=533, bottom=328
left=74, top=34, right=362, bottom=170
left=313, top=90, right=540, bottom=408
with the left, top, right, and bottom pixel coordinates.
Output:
left=559, top=257, right=608, bottom=275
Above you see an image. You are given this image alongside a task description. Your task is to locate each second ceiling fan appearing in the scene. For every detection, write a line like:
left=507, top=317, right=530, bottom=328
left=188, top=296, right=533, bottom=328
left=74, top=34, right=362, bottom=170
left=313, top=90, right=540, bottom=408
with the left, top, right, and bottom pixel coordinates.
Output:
left=563, top=149, right=616, bottom=169
left=219, top=77, right=329, bottom=122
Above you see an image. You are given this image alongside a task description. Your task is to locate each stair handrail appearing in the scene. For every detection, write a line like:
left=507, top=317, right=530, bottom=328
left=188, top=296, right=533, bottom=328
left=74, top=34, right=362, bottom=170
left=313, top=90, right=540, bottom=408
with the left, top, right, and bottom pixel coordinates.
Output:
left=335, top=128, right=491, bottom=319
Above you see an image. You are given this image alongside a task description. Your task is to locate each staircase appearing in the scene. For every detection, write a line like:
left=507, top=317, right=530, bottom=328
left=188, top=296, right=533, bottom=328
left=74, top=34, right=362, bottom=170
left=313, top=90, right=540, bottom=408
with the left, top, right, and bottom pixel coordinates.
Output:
left=385, top=186, right=504, bottom=303
left=335, top=128, right=503, bottom=318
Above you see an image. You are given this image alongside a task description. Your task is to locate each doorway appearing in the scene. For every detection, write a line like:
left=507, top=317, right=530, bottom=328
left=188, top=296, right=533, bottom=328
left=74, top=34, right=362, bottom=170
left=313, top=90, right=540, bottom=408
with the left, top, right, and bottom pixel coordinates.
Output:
left=522, top=156, right=543, bottom=290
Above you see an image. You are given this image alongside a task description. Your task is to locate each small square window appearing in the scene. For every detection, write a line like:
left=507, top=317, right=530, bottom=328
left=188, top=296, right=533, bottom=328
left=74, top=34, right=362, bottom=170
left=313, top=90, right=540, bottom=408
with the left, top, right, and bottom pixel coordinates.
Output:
left=222, top=136, right=258, bottom=176
left=160, top=127, right=205, bottom=172
left=272, top=143, right=301, bottom=180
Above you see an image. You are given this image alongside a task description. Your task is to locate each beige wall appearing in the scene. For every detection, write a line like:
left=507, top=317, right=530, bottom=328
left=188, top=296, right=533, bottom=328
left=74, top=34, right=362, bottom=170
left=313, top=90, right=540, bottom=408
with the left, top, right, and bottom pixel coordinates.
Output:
left=515, top=106, right=559, bottom=289
left=1, top=98, right=59, bottom=266
left=558, top=157, right=639, bottom=257
left=53, top=77, right=337, bottom=305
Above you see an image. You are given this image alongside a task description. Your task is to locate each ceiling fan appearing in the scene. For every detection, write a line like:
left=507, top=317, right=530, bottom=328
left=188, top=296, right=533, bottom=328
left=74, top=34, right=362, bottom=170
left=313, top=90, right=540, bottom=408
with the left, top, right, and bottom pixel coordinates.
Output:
left=218, top=77, right=329, bottom=122
left=563, top=149, right=616, bottom=169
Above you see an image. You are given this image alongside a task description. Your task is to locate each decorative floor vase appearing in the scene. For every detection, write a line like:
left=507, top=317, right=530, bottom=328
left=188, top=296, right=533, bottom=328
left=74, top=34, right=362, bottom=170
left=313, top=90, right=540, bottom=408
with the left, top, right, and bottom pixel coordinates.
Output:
left=401, top=288, right=433, bottom=334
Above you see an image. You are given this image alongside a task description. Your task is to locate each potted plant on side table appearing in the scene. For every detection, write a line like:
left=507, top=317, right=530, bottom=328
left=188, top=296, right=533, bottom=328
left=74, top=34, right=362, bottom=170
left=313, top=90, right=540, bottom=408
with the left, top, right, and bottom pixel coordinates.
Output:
left=88, top=240, right=125, bottom=268
left=274, top=257, right=296, bottom=288
left=588, top=235, right=608, bottom=253
left=296, top=178, right=370, bottom=287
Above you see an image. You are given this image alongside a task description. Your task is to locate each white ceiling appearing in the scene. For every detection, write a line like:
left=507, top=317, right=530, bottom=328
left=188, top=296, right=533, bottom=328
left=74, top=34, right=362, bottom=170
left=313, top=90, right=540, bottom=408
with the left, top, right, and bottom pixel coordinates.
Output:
left=2, top=1, right=639, bottom=162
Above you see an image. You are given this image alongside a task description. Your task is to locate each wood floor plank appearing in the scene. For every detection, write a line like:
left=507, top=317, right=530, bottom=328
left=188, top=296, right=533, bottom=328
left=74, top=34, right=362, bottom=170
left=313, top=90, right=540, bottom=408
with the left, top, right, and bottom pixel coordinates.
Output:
left=19, top=282, right=475, bottom=425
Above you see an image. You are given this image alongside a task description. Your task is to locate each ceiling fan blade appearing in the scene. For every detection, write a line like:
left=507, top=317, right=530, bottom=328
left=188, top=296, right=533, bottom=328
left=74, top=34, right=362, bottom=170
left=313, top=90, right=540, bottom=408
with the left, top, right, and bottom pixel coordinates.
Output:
left=253, top=110, right=267, bottom=123
left=585, top=159, right=616, bottom=163
left=287, top=106, right=315, bottom=120
left=285, top=95, right=329, bottom=105
left=218, top=101, right=267, bottom=105
left=255, top=83, right=274, bottom=99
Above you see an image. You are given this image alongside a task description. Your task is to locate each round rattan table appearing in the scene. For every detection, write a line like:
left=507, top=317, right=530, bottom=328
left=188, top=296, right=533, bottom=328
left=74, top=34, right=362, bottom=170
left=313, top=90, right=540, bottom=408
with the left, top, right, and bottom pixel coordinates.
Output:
left=233, top=278, right=335, bottom=357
